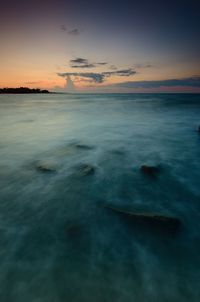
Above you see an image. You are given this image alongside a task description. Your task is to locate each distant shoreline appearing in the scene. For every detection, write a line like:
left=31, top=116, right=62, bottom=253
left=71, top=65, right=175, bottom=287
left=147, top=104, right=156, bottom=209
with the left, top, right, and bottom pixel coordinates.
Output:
left=0, top=88, right=199, bottom=95
left=0, top=87, right=50, bottom=94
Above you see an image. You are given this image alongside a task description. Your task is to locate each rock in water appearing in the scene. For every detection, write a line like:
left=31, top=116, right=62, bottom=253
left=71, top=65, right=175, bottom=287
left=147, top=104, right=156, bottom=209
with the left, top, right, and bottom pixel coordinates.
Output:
left=53, top=143, right=94, bottom=157
left=77, top=164, right=95, bottom=176
left=66, top=224, right=81, bottom=236
left=75, top=144, right=94, bottom=150
left=36, top=161, right=57, bottom=173
left=140, top=165, right=160, bottom=176
left=104, top=205, right=181, bottom=233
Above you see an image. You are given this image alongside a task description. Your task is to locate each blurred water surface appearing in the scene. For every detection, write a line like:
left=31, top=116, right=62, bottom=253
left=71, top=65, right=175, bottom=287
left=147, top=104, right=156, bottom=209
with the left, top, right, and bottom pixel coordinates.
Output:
left=0, top=93, right=200, bottom=302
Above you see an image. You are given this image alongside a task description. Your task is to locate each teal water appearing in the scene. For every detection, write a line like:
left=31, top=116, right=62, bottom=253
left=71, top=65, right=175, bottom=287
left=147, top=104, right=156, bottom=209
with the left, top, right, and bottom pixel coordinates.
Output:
left=0, top=93, right=200, bottom=302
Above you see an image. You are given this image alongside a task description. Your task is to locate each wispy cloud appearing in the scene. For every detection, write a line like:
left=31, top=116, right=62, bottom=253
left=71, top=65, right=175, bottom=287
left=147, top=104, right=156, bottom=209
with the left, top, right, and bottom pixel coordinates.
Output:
left=58, top=72, right=106, bottom=83
left=58, top=68, right=136, bottom=83
left=68, top=29, right=81, bottom=35
left=113, top=76, right=200, bottom=88
left=109, top=65, right=117, bottom=70
left=24, top=81, right=44, bottom=85
left=71, top=64, right=96, bottom=68
left=60, top=26, right=82, bottom=35
left=69, top=57, right=107, bottom=69
left=133, top=63, right=153, bottom=69
left=96, top=62, right=108, bottom=65
left=104, top=69, right=136, bottom=77
left=70, top=58, right=88, bottom=64
left=70, top=58, right=95, bottom=68
left=60, top=25, right=67, bottom=32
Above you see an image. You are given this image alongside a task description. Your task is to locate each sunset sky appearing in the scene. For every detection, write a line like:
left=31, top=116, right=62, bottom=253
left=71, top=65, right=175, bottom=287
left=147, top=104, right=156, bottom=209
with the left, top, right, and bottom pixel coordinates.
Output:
left=0, top=0, right=200, bottom=92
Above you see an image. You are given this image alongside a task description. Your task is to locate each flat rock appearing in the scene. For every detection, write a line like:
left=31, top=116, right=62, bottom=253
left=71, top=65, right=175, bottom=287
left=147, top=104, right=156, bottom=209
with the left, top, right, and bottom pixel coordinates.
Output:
left=105, top=205, right=181, bottom=232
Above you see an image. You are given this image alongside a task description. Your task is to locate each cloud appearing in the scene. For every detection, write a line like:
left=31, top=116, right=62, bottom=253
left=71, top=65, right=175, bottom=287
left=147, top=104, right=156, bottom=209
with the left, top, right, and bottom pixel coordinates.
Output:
left=58, top=72, right=105, bottom=83
left=24, top=81, right=44, bottom=84
left=60, top=25, right=67, bottom=32
left=71, top=64, right=96, bottom=68
left=70, top=57, right=95, bottom=68
left=109, top=65, right=117, bottom=70
left=113, top=76, right=200, bottom=88
left=103, top=69, right=136, bottom=77
left=96, top=62, right=107, bottom=65
left=134, top=63, right=153, bottom=69
left=70, top=57, right=107, bottom=69
left=70, top=58, right=88, bottom=64
left=58, top=68, right=136, bottom=83
left=68, top=29, right=80, bottom=35
left=69, top=59, right=151, bottom=72
left=145, top=64, right=153, bottom=68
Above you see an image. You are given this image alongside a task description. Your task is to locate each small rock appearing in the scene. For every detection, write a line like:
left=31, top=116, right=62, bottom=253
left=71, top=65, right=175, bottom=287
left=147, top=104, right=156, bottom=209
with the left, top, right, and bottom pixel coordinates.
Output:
left=66, top=224, right=81, bottom=236
left=55, top=143, right=94, bottom=157
left=36, top=161, right=57, bottom=173
left=75, top=144, right=94, bottom=150
left=77, top=164, right=95, bottom=176
left=140, top=165, right=160, bottom=176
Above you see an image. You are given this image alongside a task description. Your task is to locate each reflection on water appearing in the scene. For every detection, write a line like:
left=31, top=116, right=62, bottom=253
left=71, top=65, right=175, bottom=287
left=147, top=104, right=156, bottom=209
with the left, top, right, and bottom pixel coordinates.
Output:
left=0, top=93, right=200, bottom=302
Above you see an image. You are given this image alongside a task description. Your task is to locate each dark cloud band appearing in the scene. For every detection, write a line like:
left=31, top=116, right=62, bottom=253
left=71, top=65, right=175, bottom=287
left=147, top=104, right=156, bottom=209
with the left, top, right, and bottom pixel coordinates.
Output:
left=58, top=68, right=136, bottom=83
left=69, top=57, right=108, bottom=69
left=113, top=76, right=200, bottom=88
left=58, top=72, right=106, bottom=83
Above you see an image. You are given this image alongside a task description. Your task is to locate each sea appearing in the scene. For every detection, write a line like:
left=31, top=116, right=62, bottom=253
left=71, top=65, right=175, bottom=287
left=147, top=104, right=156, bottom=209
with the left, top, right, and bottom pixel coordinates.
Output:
left=0, top=93, right=200, bottom=302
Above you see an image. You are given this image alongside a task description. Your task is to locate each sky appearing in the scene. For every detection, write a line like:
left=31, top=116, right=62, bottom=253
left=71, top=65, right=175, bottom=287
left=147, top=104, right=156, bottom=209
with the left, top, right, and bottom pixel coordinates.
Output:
left=0, top=0, right=200, bottom=92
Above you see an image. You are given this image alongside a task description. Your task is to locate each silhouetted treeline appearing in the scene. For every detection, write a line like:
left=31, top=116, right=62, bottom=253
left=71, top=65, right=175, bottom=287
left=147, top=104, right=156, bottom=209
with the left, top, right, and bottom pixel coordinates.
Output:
left=0, top=87, right=50, bottom=94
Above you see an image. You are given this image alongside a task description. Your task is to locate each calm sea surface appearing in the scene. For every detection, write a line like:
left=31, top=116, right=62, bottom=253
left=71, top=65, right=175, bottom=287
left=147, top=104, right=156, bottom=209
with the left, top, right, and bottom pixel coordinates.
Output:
left=0, top=93, right=200, bottom=302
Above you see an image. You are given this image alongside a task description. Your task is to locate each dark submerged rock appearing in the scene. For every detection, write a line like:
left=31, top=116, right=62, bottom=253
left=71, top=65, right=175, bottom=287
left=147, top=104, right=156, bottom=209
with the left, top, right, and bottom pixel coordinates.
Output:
left=197, top=126, right=200, bottom=133
left=75, top=144, right=94, bottom=150
left=76, top=164, right=95, bottom=176
left=66, top=224, right=81, bottom=236
left=105, top=205, right=181, bottom=233
left=55, top=143, right=94, bottom=157
left=140, top=165, right=160, bottom=176
left=36, top=162, right=57, bottom=173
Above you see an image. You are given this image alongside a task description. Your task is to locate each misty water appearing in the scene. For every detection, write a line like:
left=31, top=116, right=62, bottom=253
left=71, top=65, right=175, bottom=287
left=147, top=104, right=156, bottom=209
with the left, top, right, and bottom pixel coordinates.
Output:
left=0, top=93, right=200, bottom=302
